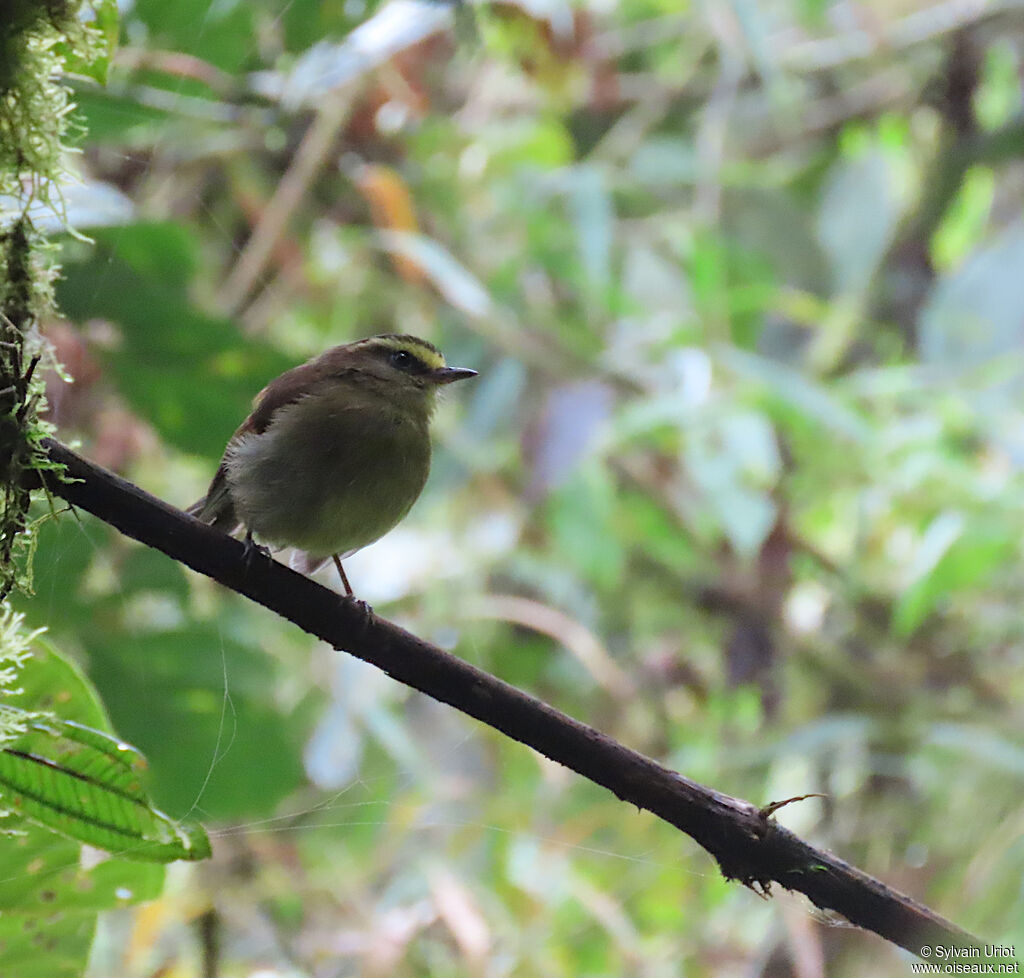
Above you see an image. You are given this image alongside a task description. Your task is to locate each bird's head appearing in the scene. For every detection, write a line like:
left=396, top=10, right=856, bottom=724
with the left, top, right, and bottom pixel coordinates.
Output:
left=315, top=334, right=477, bottom=412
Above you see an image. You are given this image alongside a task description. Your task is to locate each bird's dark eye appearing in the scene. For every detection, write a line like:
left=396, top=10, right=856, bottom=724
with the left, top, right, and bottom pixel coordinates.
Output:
left=390, top=349, right=415, bottom=371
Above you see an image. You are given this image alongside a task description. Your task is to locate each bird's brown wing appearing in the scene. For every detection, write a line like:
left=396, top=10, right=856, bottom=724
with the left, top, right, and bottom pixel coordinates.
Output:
left=246, top=360, right=360, bottom=434
left=187, top=363, right=353, bottom=528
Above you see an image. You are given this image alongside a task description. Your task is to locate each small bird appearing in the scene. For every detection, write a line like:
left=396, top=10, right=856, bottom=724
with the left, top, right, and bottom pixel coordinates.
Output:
left=188, top=334, right=477, bottom=595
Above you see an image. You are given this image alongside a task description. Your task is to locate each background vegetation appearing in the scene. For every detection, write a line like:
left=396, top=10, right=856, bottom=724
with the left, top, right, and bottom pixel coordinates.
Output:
left=5, top=0, right=1024, bottom=974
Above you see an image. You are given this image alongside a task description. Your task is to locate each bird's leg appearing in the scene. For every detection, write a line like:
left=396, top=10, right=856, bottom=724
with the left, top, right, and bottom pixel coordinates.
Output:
left=332, top=554, right=373, bottom=623
left=242, top=529, right=271, bottom=571
left=331, top=554, right=354, bottom=597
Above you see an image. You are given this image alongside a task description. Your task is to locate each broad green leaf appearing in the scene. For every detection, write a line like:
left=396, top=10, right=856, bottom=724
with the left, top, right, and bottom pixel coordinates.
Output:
left=0, top=715, right=210, bottom=861
left=68, top=86, right=170, bottom=145
left=0, top=821, right=164, bottom=913
left=0, top=635, right=167, bottom=978
left=14, top=636, right=109, bottom=733
left=0, top=817, right=164, bottom=976
left=0, top=900, right=96, bottom=978
left=279, top=0, right=365, bottom=52
left=19, top=521, right=310, bottom=821
left=4, top=637, right=209, bottom=862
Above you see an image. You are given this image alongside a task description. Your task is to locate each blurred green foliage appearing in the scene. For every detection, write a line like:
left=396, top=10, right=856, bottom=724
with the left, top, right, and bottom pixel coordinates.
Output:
left=8, top=0, right=1024, bottom=974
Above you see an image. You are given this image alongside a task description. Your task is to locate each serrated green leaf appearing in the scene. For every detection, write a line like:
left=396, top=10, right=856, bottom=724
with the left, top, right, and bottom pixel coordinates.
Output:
left=0, top=715, right=210, bottom=861
left=0, top=632, right=168, bottom=977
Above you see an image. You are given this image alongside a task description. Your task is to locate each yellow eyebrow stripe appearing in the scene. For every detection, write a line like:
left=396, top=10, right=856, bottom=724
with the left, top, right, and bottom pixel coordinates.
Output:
left=366, top=334, right=447, bottom=370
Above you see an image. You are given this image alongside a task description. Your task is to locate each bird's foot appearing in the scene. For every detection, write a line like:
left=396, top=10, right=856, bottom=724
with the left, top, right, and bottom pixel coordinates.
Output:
left=349, top=597, right=374, bottom=627
left=242, top=531, right=271, bottom=572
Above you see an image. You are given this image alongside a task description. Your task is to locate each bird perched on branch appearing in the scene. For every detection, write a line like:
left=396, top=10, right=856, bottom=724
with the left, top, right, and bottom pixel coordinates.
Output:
left=189, top=334, right=477, bottom=596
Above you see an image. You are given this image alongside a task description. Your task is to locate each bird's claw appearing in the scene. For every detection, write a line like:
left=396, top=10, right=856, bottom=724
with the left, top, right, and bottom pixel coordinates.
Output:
left=242, top=531, right=271, bottom=572
left=348, top=597, right=373, bottom=629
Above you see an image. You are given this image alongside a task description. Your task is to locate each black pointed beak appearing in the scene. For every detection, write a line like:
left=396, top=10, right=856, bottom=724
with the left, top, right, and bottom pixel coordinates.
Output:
left=431, top=366, right=478, bottom=385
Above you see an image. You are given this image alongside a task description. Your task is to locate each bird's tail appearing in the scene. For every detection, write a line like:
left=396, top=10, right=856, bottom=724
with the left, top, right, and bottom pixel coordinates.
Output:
left=187, top=465, right=238, bottom=533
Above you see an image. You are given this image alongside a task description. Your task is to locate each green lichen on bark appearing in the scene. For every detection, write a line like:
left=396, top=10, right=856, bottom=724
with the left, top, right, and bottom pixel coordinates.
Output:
left=0, top=1, right=112, bottom=596
left=0, top=605, right=42, bottom=748
left=0, top=220, right=47, bottom=598
left=1, top=2, right=78, bottom=204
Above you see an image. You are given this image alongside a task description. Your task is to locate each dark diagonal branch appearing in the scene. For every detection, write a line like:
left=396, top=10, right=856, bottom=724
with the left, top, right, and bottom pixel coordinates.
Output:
left=35, top=437, right=983, bottom=960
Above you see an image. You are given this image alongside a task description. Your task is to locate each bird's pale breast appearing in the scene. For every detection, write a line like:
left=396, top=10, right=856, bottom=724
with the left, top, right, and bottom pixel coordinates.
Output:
left=224, top=393, right=432, bottom=558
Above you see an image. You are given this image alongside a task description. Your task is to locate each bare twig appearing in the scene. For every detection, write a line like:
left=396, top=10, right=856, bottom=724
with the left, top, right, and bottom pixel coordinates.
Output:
left=35, top=438, right=984, bottom=960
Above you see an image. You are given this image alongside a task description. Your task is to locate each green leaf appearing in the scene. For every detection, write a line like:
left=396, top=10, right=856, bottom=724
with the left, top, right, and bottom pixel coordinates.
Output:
left=0, top=822, right=165, bottom=913
left=0, top=901, right=96, bottom=978
left=0, top=715, right=210, bottom=861
left=3, top=638, right=210, bottom=862
left=0, top=817, right=164, bottom=976
left=68, top=86, right=170, bottom=145
left=0, top=634, right=167, bottom=977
